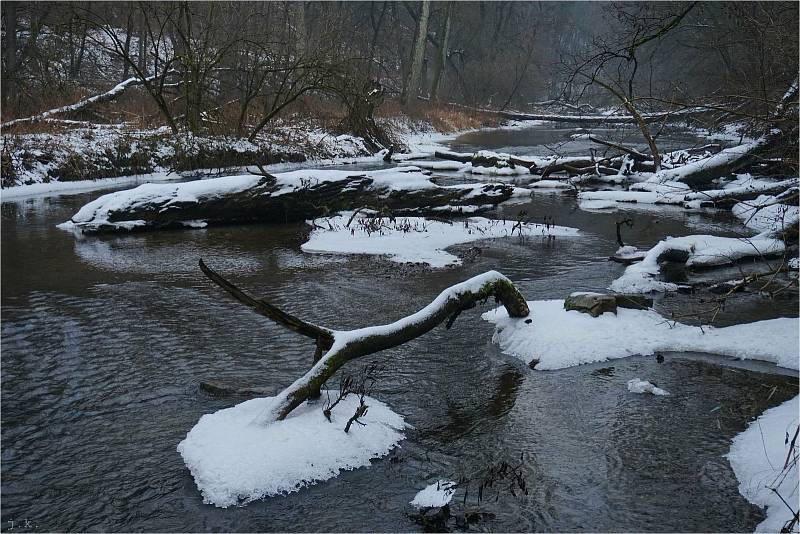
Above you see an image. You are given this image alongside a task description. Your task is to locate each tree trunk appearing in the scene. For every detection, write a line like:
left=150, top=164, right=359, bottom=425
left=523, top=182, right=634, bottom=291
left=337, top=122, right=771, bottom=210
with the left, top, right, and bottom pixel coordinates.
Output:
left=198, top=261, right=530, bottom=423
left=122, top=16, right=133, bottom=79
left=577, top=76, right=662, bottom=170
left=137, top=12, right=147, bottom=75
left=430, top=2, right=451, bottom=102
left=2, top=2, right=18, bottom=107
left=403, top=0, right=431, bottom=105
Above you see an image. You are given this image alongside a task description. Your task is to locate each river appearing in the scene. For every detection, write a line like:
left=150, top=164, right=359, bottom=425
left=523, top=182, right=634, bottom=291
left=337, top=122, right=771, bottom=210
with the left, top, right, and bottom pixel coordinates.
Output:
left=1, top=123, right=797, bottom=532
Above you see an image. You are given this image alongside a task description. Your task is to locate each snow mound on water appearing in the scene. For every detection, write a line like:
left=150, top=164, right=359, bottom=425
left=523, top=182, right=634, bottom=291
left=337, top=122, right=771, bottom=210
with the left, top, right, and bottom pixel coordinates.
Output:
left=410, top=480, right=457, bottom=508
left=177, top=392, right=407, bottom=508
left=482, top=299, right=799, bottom=371
left=627, top=378, right=670, bottom=396
left=302, top=213, right=579, bottom=268
left=727, top=396, right=799, bottom=533
left=610, top=233, right=786, bottom=294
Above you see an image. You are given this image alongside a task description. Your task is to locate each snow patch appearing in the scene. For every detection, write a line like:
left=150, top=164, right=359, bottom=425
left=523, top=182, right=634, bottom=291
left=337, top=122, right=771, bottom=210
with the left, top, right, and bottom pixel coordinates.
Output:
left=731, top=194, right=799, bottom=233
left=483, top=299, right=799, bottom=370
left=410, top=480, right=457, bottom=509
left=177, top=392, right=408, bottom=508
left=727, top=396, right=799, bottom=533
left=301, top=213, right=579, bottom=267
left=627, top=378, right=670, bottom=396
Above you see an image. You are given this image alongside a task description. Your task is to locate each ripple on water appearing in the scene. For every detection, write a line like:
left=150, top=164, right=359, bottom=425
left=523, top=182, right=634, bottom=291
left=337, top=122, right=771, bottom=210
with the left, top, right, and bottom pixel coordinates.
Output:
left=2, top=126, right=798, bottom=531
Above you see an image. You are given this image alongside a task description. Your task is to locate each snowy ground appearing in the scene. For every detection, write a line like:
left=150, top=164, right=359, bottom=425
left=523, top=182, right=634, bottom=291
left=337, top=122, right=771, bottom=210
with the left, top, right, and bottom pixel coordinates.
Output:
left=1, top=123, right=374, bottom=188
left=302, top=212, right=579, bottom=267
left=727, top=396, right=799, bottom=533
left=177, top=392, right=408, bottom=508
left=483, top=299, right=799, bottom=371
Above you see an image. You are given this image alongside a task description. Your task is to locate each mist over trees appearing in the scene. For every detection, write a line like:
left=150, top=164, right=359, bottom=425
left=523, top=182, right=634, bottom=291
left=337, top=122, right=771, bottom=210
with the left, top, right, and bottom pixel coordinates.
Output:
left=1, top=1, right=797, bottom=141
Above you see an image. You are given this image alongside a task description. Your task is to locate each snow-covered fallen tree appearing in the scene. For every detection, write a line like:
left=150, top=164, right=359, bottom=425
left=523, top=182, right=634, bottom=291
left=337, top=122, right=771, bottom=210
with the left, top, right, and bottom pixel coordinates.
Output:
left=727, top=396, right=799, bottom=534
left=301, top=212, right=579, bottom=267
left=1, top=74, right=164, bottom=130
left=483, top=299, right=799, bottom=370
left=578, top=176, right=799, bottom=210
left=57, top=167, right=519, bottom=233
left=731, top=189, right=799, bottom=233
left=179, top=263, right=531, bottom=506
left=609, top=233, right=787, bottom=293
left=433, top=149, right=637, bottom=178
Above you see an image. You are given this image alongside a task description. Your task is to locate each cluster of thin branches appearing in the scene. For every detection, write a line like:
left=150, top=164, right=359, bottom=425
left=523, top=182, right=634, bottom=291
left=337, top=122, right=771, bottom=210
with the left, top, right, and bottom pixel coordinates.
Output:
left=323, top=362, right=382, bottom=433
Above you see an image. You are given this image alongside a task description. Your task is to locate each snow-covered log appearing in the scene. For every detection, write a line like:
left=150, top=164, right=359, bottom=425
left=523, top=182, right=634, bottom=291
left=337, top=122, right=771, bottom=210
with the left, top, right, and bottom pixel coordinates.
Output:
left=1, top=74, right=164, bottom=129
left=199, top=261, right=530, bottom=422
left=579, top=177, right=799, bottom=210
left=432, top=149, right=635, bottom=177
left=610, top=232, right=787, bottom=293
left=58, top=167, right=518, bottom=233
left=647, top=131, right=785, bottom=187
left=496, top=108, right=704, bottom=125
left=649, top=79, right=798, bottom=186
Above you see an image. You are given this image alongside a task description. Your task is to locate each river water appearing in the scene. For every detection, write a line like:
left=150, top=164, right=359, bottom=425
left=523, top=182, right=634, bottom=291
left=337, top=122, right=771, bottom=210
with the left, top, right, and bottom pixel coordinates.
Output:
left=1, top=124, right=797, bottom=532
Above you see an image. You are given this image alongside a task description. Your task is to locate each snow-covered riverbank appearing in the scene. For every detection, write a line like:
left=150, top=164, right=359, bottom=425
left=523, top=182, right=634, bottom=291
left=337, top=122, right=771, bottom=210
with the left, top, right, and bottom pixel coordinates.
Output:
left=1, top=116, right=527, bottom=199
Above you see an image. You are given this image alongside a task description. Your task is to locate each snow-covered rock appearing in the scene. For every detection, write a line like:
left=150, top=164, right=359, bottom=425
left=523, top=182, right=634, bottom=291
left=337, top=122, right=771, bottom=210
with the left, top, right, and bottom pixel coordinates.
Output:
left=177, top=392, right=408, bottom=508
left=410, top=480, right=457, bottom=509
left=727, top=396, right=799, bottom=533
left=483, top=299, right=799, bottom=371
left=627, top=378, right=670, bottom=396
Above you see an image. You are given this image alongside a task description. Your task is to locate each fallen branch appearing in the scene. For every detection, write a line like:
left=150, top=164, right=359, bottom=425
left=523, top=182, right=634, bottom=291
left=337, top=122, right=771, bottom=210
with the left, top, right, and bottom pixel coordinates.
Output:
left=587, top=136, right=650, bottom=161
left=199, top=261, right=530, bottom=422
left=2, top=73, right=166, bottom=129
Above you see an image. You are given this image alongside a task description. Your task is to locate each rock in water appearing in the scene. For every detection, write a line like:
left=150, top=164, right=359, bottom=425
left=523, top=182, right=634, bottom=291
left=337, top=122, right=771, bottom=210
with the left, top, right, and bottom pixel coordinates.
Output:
left=564, top=292, right=618, bottom=317
left=564, top=292, right=653, bottom=317
left=613, top=294, right=653, bottom=310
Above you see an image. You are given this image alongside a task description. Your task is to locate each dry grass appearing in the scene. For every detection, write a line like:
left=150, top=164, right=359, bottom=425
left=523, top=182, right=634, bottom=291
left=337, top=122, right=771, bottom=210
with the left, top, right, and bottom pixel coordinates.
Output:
left=378, top=100, right=503, bottom=132
left=2, top=85, right=502, bottom=140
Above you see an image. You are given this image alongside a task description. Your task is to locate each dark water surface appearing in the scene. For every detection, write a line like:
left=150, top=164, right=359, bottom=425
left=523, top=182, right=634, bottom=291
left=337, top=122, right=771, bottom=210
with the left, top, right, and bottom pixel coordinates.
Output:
left=2, top=125, right=798, bottom=532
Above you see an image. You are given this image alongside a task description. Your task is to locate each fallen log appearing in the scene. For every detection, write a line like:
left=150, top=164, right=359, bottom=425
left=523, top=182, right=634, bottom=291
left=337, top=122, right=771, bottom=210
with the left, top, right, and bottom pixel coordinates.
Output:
left=652, top=78, right=797, bottom=187
left=653, top=130, right=787, bottom=187
left=59, top=167, right=517, bottom=233
left=433, top=150, right=537, bottom=171
left=199, top=260, right=530, bottom=422
left=683, top=179, right=798, bottom=209
left=497, top=107, right=704, bottom=125
left=1, top=73, right=166, bottom=129
left=435, top=99, right=705, bottom=125
left=587, top=136, right=650, bottom=161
